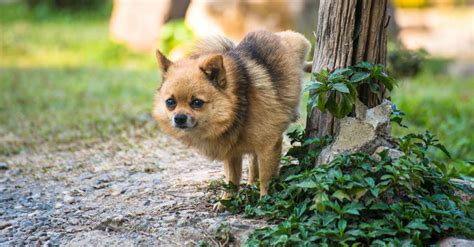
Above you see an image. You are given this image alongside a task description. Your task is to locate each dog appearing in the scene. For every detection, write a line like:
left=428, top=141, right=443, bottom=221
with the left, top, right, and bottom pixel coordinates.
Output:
left=153, top=30, right=310, bottom=210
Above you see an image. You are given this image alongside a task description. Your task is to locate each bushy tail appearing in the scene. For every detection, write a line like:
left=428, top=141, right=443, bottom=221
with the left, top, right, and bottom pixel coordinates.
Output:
left=276, top=30, right=311, bottom=65
left=189, top=35, right=235, bottom=56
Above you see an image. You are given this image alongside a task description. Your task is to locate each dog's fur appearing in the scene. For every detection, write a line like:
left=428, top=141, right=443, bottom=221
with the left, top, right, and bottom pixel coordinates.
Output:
left=153, top=30, right=310, bottom=204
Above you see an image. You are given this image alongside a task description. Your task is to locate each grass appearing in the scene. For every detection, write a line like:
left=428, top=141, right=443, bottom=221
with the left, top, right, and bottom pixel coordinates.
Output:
left=0, top=3, right=159, bottom=155
left=392, top=58, right=474, bottom=175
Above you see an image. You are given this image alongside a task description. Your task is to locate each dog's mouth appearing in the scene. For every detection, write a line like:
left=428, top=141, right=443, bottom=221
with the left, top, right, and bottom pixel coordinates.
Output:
left=172, top=121, right=197, bottom=130
left=175, top=124, right=195, bottom=130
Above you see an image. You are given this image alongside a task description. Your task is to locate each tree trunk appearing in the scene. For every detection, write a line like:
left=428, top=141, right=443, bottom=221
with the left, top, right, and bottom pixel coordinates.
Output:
left=305, top=0, right=389, bottom=139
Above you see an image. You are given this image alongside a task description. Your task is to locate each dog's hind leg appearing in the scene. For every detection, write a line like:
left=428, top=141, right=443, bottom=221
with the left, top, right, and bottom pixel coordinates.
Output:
left=257, top=137, right=283, bottom=196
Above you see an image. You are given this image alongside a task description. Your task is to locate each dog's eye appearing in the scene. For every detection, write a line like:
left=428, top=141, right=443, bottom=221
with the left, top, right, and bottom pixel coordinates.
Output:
left=165, top=98, right=176, bottom=109
left=190, top=99, right=204, bottom=109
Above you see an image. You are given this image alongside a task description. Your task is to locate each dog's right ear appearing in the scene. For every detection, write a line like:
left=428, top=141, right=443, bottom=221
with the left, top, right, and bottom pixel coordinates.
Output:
left=155, top=49, right=172, bottom=73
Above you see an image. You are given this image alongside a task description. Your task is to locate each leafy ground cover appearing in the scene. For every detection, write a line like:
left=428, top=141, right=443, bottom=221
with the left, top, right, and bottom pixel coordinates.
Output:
left=221, top=66, right=474, bottom=245
left=222, top=131, right=473, bottom=245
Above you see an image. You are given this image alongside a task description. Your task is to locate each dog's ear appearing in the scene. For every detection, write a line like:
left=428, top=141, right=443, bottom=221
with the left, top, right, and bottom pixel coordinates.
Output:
left=200, top=54, right=226, bottom=88
left=155, top=49, right=172, bottom=73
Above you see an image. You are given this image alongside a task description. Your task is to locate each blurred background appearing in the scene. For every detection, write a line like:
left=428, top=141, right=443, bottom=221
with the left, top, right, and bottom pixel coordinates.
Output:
left=0, top=0, right=473, bottom=176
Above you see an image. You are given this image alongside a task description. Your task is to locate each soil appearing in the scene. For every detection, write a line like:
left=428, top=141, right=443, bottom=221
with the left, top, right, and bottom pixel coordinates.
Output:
left=0, top=133, right=267, bottom=246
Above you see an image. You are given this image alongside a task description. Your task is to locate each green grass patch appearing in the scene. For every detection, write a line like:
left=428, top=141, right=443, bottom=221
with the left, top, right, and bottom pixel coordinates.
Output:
left=0, top=3, right=159, bottom=155
left=392, top=58, right=474, bottom=175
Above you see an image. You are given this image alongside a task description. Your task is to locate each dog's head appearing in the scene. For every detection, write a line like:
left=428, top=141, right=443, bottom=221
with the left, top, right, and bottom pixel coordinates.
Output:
left=153, top=50, right=235, bottom=139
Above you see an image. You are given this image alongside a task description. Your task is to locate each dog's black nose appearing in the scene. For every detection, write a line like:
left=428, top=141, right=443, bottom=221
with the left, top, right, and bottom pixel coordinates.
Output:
left=174, top=113, right=187, bottom=126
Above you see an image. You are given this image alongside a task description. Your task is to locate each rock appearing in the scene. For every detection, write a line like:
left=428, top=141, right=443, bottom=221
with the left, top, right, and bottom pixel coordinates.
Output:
left=110, top=184, right=126, bottom=196
left=0, top=221, right=13, bottom=230
left=317, top=100, right=396, bottom=165
left=162, top=215, right=177, bottom=223
left=0, top=162, right=8, bottom=170
left=63, top=195, right=75, bottom=204
left=54, top=203, right=63, bottom=209
left=372, top=146, right=404, bottom=161
left=5, top=168, right=21, bottom=176
left=31, top=193, right=41, bottom=199
left=438, top=237, right=474, bottom=247
left=69, top=218, right=80, bottom=225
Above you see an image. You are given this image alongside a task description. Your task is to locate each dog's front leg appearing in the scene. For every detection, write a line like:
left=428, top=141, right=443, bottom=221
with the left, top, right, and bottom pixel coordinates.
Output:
left=248, top=153, right=259, bottom=185
left=257, top=137, right=282, bottom=196
left=213, top=155, right=242, bottom=212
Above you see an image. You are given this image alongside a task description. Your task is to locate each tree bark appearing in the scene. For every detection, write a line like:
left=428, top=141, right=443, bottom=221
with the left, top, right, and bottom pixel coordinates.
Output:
left=305, top=0, right=389, bottom=139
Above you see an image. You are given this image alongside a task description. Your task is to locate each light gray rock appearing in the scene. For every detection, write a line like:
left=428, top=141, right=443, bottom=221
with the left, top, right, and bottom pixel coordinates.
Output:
left=0, top=162, right=9, bottom=170
left=317, top=100, right=396, bottom=165
left=372, top=146, right=404, bottom=161
left=63, top=195, right=75, bottom=204
left=438, top=237, right=474, bottom=247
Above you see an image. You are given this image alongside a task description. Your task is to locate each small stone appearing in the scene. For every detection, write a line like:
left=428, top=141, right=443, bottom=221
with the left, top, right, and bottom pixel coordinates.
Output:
left=31, top=193, right=41, bottom=199
left=0, top=221, right=13, bottom=230
left=63, top=195, right=75, bottom=204
left=54, top=203, right=63, bottom=209
left=162, top=215, right=177, bottom=222
left=438, top=237, right=474, bottom=247
left=112, top=215, right=125, bottom=224
left=0, top=162, right=8, bottom=170
left=110, top=185, right=126, bottom=196
left=69, top=218, right=80, bottom=225
left=6, top=168, right=21, bottom=176
left=95, top=175, right=111, bottom=185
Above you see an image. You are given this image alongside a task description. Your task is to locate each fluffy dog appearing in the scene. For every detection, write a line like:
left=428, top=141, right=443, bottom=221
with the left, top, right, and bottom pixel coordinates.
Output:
left=153, top=30, right=310, bottom=210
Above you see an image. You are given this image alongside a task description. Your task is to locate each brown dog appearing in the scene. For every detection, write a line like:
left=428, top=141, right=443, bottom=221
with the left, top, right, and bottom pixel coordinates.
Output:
left=153, top=30, right=310, bottom=210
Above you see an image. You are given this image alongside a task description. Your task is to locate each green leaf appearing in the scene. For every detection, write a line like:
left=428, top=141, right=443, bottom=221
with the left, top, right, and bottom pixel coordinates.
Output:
left=322, top=212, right=339, bottom=226
left=315, top=69, right=330, bottom=82
left=368, top=82, right=380, bottom=94
left=317, top=93, right=327, bottom=111
left=326, top=91, right=353, bottom=118
left=332, top=83, right=350, bottom=93
left=370, top=202, right=389, bottom=210
left=304, top=81, right=324, bottom=92
left=346, top=229, right=365, bottom=237
left=406, top=219, right=429, bottom=230
left=365, top=177, right=375, bottom=187
left=338, top=219, right=347, bottom=232
left=314, top=192, right=329, bottom=213
left=354, top=61, right=373, bottom=70
left=329, top=73, right=346, bottom=82
left=350, top=72, right=370, bottom=83
left=352, top=188, right=368, bottom=201
left=434, top=143, right=452, bottom=159
left=332, top=190, right=351, bottom=201
left=296, top=180, right=318, bottom=189
left=342, top=202, right=364, bottom=215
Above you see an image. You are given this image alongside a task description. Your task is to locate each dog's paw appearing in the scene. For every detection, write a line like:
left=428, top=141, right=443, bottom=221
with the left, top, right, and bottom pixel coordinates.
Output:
left=212, top=202, right=226, bottom=212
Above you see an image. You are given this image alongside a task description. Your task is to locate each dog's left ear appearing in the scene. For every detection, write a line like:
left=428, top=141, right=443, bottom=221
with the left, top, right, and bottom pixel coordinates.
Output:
left=155, top=49, right=172, bottom=74
left=200, top=54, right=226, bottom=88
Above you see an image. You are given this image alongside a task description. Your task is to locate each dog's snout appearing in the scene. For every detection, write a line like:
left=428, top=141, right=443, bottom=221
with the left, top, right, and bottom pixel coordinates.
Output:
left=174, top=114, right=187, bottom=125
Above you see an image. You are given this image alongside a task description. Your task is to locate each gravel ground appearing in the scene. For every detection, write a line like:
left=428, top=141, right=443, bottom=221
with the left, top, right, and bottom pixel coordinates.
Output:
left=0, top=133, right=267, bottom=246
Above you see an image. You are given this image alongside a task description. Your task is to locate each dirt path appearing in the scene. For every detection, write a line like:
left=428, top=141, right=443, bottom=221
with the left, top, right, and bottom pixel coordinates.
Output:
left=0, top=133, right=266, bottom=246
